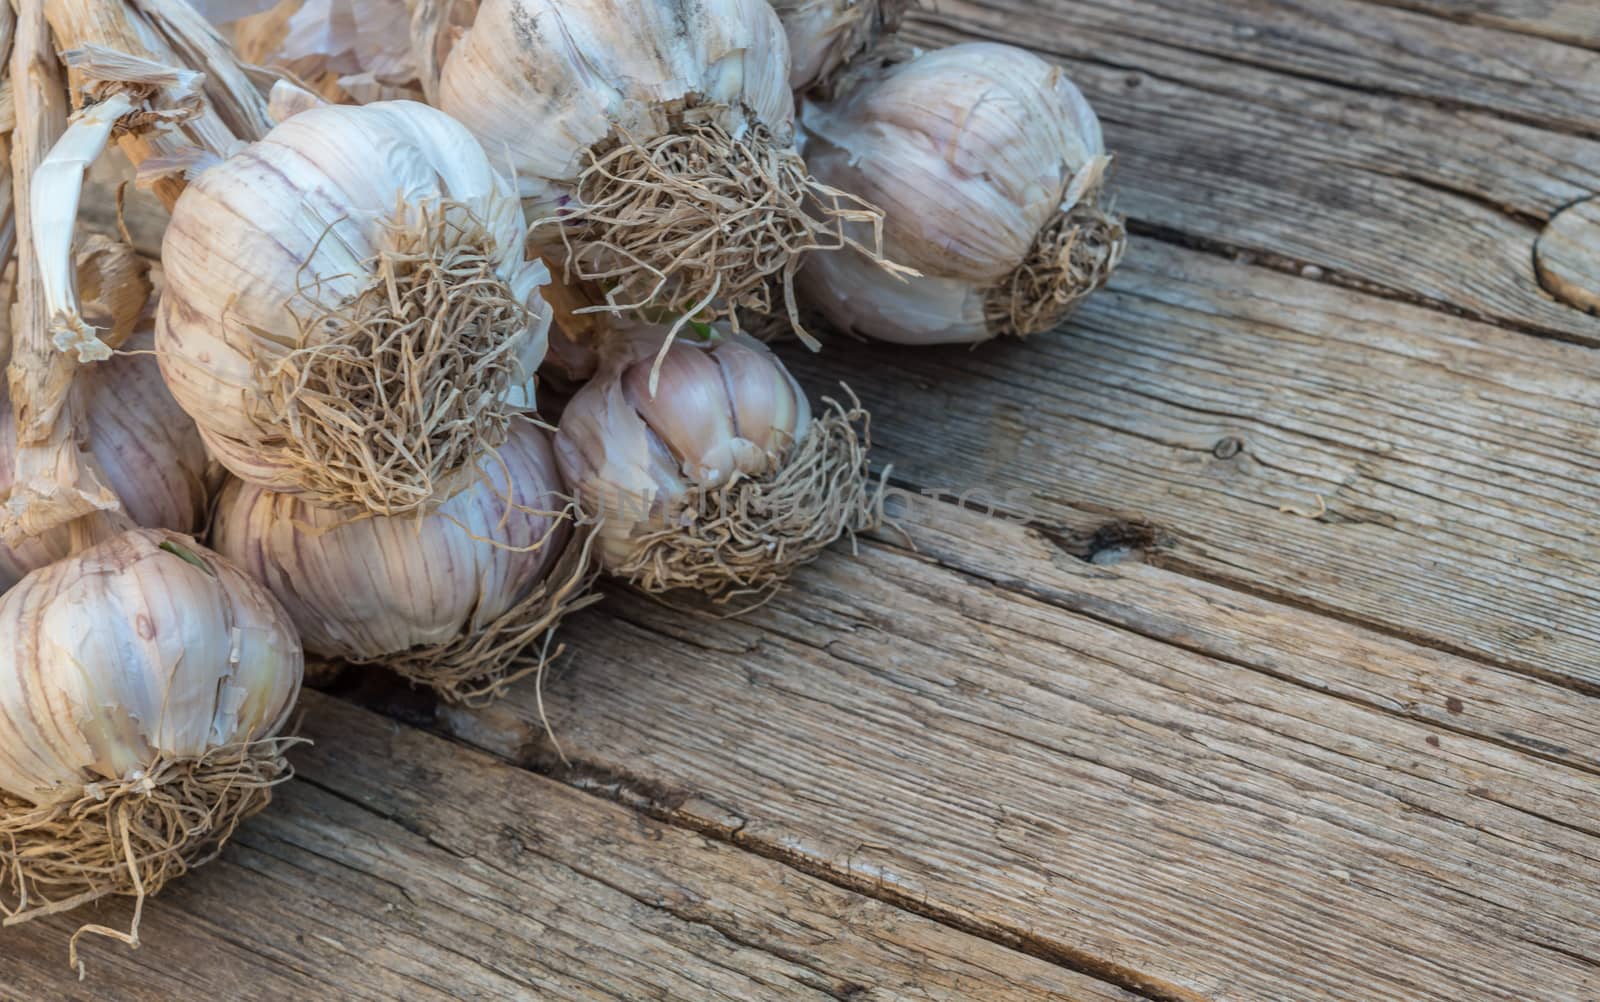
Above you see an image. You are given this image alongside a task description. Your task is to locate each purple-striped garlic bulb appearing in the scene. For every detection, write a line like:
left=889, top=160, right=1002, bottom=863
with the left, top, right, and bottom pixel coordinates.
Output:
left=555, top=326, right=880, bottom=602
left=212, top=421, right=596, bottom=703
left=800, top=42, right=1126, bottom=345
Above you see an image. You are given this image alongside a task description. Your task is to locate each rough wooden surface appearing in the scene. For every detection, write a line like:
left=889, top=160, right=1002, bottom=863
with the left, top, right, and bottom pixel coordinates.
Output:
left=5, top=693, right=1133, bottom=1001
left=429, top=503, right=1600, bottom=1002
left=789, top=239, right=1600, bottom=692
left=1367, top=0, right=1600, bottom=47
left=7, top=1, right=1600, bottom=1000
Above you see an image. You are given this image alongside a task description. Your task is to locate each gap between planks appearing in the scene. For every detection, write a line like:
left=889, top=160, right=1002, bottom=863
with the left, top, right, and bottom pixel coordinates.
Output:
left=2, top=690, right=1146, bottom=1002
left=783, top=237, right=1600, bottom=697
left=1354, top=0, right=1600, bottom=50
left=398, top=496, right=1600, bottom=1000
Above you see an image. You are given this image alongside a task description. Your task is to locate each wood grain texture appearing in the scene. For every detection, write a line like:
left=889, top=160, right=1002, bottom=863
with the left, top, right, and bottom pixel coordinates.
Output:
left=949, top=0, right=1600, bottom=133
left=904, top=1, right=1600, bottom=344
left=1365, top=0, right=1600, bottom=49
left=787, top=239, right=1600, bottom=691
left=431, top=503, right=1600, bottom=1001
left=2, top=693, right=1130, bottom=1002
left=880, top=503, right=1600, bottom=779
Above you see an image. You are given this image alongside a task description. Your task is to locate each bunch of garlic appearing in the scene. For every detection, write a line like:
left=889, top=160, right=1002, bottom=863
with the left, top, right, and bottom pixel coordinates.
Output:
left=212, top=421, right=596, bottom=703
left=799, top=42, right=1126, bottom=345
left=555, top=325, right=880, bottom=601
left=770, top=0, right=907, bottom=94
left=158, top=99, right=552, bottom=517
left=0, top=529, right=302, bottom=963
left=0, top=329, right=213, bottom=592
left=438, top=0, right=890, bottom=345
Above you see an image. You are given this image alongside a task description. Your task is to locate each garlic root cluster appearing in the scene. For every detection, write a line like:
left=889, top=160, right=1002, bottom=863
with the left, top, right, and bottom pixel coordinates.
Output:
left=438, top=0, right=896, bottom=346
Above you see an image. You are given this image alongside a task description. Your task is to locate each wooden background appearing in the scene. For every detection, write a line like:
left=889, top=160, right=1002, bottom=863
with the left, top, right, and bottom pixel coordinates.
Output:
left=10, top=1, right=1600, bottom=999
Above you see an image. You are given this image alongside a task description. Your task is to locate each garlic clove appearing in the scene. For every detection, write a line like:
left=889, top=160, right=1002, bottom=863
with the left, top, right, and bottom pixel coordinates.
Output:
left=621, top=342, right=744, bottom=485
left=707, top=333, right=812, bottom=459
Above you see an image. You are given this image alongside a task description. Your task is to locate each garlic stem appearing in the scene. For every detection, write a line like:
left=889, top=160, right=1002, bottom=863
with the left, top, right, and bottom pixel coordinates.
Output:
left=31, top=88, right=134, bottom=362
left=4, top=0, right=126, bottom=551
left=133, top=0, right=275, bottom=141
left=0, top=7, right=18, bottom=371
left=44, top=0, right=247, bottom=209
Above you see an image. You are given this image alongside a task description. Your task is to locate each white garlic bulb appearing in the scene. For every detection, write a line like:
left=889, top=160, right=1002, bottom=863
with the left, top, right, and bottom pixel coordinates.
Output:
left=438, top=0, right=885, bottom=339
left=0, top=529, right=302, bottom=945
left=158, top=100, right=552, bottom=517
left=212, top=421, right=595, bottom=703
left=555, top=326, right=879, bottom=601
left=799, top=43, right=1126, bottom=345
left=0, top=330, right=212, bottom=593
left=770, top=0, right=906, bottom=93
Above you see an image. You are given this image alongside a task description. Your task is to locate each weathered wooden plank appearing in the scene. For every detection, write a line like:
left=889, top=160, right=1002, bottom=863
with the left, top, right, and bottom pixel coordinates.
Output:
left=940, top=0, right=1600, bottom=133
left=435, top=514, right=1600, bottom=1001
left=903, top=3, right=1600, bottom=344
left=1367, top=0, right=1600, bottom=49
left=872, top=503, right=1600, bottom=778
left=788, top=239, right=1600, bottom=691
left=3, top=693, right=1132, bottom=1001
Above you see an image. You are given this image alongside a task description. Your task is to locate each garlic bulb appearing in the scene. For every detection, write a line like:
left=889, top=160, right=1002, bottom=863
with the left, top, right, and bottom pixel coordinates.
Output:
left=799, top=43, right=1126, bottom=345
left=0, top=529, right=302, bottom=957
left=438, top=0, right=889, bottom=343
left=770, top=0, right=907, bottom=94
left=212, top=421, right=596, bottom=704
left=158, top=100, right=552, bottom=517
left=555, top=326, right=879, bottom=601
left=0, top=330, right=212, bottom=593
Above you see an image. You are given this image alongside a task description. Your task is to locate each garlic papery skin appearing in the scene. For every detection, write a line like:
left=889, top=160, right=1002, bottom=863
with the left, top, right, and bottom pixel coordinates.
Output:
left=211, top=420, right=597, bottom=704
left=438, top=0, right=889, bottom=342
left=771, top=0, right=907, bottom=94
left=799, top=42, right=1127, bottom=345
left=0, top=329, right=212, bottom=593
left=227, top=0, right=430, bottom=104
left=157, top=100, right=552, bottom=517
left=555, top=326, right=880, bottom=602
left=0, top=529, right=302, bottom=947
